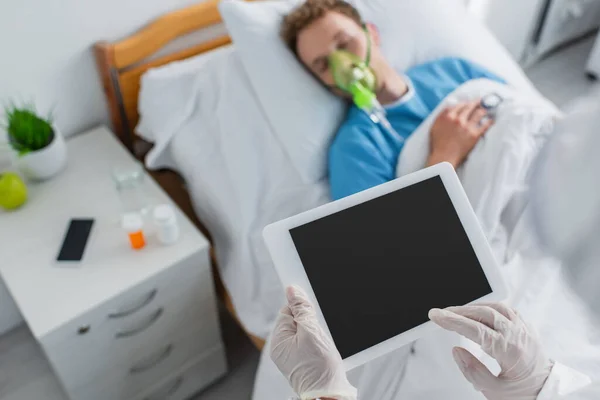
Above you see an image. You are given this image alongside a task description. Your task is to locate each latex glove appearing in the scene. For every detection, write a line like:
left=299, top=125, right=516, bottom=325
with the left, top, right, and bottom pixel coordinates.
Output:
left=429, top=303, right=554, bottom=400
left=270, top=286, right=357, bottom=400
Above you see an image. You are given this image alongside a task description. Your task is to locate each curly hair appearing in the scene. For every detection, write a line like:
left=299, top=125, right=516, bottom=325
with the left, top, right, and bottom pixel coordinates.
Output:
left=281, top=0, right=363, bottom=55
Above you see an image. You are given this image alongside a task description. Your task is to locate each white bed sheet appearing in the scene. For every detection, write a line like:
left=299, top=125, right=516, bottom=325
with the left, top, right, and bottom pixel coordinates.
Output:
left=148, top=51, right=330, bottom=338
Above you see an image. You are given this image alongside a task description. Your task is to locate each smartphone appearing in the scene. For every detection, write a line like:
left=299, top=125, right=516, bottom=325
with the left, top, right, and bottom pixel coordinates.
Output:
left=57, top=219, right=95, bottom=262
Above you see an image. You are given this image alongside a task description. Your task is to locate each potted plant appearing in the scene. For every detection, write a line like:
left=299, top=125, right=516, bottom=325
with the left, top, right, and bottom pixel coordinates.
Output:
left=3, top=103, right=67, bottom=180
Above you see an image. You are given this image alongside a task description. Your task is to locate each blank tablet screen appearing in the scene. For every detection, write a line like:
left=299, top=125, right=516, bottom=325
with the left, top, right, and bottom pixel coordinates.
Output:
left=289, top=176, right=492, bottom=359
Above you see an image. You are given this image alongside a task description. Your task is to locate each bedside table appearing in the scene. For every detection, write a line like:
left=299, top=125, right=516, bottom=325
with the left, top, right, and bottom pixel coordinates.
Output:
left=0, top=126, right=227, bottom=400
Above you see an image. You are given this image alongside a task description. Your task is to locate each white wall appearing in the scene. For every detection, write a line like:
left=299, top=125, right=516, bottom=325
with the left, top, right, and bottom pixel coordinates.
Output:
left=467, top=0, right=546, bottom=62
left=0, top=0, right=208, bottom=335
left=0, top=0, right=205, bottom=138
left=468, top=0, right=600, bottom=64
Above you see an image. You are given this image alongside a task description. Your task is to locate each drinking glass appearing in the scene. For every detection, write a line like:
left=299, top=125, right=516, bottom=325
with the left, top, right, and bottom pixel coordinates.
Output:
left=111, top=163, right=152, bottom=216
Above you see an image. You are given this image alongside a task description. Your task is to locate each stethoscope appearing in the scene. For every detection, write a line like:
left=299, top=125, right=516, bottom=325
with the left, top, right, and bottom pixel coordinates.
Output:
left=479, top=93, right=504, bottom=126
left=481, top=92, right=503, bottom=114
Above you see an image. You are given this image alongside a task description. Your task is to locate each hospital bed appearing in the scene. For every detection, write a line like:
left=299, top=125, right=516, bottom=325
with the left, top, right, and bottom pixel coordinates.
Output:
left=94, top=1, right=600, bottom=398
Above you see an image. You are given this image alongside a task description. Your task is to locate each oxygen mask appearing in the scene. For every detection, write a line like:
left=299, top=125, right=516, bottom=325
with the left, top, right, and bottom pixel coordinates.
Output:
left=327, top=27, right=394, bottom=131
left=328, top=49, right=377, bottom=111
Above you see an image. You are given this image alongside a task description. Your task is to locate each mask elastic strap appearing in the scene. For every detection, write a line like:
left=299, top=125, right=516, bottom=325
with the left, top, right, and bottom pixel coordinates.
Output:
left=363, top=24, right=372, bottom=67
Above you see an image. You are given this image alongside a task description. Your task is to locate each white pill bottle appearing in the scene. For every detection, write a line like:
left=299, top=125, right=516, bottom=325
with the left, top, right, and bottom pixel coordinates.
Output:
left=152, top=204, right=180, bottom=245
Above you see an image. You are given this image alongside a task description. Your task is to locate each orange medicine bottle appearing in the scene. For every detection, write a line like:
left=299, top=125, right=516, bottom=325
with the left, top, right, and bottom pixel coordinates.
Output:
left=122, top=213, right=146, bottom=250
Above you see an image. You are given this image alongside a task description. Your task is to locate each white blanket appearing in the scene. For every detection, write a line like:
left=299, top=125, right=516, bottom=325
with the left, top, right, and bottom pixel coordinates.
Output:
left=253, top=81, right=600, bottom=399
left=139, top=50, right=330, bottom=338
left=397, top=79, right=558, bottom=265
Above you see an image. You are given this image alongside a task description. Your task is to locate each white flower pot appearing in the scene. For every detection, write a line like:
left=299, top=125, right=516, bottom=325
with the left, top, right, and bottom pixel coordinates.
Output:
left=13, top=126, right=67, bottom=181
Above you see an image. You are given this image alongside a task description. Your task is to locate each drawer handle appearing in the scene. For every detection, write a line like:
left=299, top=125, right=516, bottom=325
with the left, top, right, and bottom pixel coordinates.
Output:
left=130, top=343, right=173, bottom=375
left=108, top=289, right=157, bottom=319
left=143, top=376, right=184, bottom=400
left=115, top=308, right=163, bottom=339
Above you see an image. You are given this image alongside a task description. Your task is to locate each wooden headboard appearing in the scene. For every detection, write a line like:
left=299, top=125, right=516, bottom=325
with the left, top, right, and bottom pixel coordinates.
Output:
left=94, top=0, right=237, bottom=153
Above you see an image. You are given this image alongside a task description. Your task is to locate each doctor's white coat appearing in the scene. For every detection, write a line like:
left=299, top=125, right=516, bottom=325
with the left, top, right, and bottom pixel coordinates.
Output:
left=538, top=363, right=593, bottom=400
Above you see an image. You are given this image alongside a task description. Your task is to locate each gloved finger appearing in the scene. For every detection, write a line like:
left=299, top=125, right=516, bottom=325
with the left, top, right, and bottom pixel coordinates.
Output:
left=270, top=333, right=296, bottom=369
left=429, top=308, right=499, bottom=346
left=452, top=347, right=501, bottom=392
left=476, top=302, right=519, bottom=322
left=271, top=306, right=297, bottom=342
left=275, top=305, right=296, bottom=334
left=280, top=302, right=293, bottom=316
left=287, top=285, right=317, bottom=322
left=445, top=305, right=512, bottom=334
left=270, top=309, right=297, bottom=364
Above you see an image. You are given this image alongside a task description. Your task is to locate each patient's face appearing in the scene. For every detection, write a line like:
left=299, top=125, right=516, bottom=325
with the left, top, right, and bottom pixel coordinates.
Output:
left=296, top=11, right=383, bottom=97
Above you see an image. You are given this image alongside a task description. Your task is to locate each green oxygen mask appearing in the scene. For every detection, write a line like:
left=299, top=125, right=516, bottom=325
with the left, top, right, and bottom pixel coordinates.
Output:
left=329, top=50, right=377, bottom=111
left=328, top=28, right=377, bottom=111
left=327, top=28, right=395, bottom=131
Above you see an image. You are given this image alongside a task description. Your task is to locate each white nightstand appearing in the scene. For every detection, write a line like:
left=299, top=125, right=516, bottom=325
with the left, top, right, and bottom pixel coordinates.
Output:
left=0, top=126, right=227, bottom=400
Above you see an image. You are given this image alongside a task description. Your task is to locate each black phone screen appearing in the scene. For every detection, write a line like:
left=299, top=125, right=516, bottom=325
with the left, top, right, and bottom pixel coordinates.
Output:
left=57, top=219, right=95, bottom=262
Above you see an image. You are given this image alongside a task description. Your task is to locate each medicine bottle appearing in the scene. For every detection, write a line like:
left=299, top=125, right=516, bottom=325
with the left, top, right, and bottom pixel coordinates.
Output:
left=122, top=213, right=146, bottom=250
left=153, top=204, right=180, bottom=245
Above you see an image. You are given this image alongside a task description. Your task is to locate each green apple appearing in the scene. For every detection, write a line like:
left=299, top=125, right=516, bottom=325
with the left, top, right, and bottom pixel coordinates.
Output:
left=0, top=172, right=28, bottom=210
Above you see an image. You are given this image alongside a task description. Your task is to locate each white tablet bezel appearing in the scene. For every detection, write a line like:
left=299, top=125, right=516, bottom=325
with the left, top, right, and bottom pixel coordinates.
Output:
left=263, top=162, right=507, bottom=371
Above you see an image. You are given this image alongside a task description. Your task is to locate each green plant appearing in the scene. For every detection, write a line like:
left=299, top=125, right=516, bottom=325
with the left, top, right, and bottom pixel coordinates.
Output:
left=3, top=103, right=54, bottom=156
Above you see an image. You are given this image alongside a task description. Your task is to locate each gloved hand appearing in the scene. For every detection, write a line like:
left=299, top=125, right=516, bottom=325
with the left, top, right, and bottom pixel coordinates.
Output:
left=429, top=303, right=554, bottom=400
left=270, top=286, right=357, bottom=400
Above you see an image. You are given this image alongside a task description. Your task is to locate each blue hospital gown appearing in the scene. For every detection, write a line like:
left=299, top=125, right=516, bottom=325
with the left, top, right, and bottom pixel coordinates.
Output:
left=329, top=57, right=506, bottom=200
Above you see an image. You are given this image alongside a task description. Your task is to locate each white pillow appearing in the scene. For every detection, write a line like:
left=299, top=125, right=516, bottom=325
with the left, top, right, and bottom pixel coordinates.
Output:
left=137, top=45, right=234, bottom=169
left=219, top=0, right=538, bottom=184
left=137, top=44, right=234, bottom=141
left=220, top=0, right=345, bottom=184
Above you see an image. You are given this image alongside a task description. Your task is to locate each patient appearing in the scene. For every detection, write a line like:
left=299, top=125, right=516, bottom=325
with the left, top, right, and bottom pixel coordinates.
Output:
left=281, top=0, right=507, bottom=199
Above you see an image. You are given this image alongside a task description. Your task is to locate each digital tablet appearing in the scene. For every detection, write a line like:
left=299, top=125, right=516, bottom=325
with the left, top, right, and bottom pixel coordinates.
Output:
left=263, top=163, right=507, bottom=370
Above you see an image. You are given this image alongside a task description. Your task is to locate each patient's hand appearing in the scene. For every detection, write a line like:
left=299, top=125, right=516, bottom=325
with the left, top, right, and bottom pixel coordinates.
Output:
left=426, top=100, right=493, bottom=169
